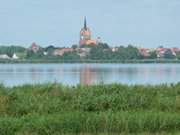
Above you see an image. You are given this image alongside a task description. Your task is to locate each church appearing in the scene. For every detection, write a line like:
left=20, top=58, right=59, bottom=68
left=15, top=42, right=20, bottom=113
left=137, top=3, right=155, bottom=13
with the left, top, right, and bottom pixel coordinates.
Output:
left=79, top=17, right=97, bottom=46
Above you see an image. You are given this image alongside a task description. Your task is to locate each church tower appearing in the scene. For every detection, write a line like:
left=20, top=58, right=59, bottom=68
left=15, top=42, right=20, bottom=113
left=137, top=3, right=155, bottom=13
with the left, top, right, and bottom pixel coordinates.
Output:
left=84, top=16, right=87, bottom=31
left=79, top=17, right=97, bottom=46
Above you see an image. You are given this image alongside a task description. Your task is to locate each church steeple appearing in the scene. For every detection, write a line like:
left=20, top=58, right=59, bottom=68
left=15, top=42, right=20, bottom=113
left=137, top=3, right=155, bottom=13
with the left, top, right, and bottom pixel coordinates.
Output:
left=80, top=16, right=97, bottom=45
left=84, top=16, right=87, bottom=30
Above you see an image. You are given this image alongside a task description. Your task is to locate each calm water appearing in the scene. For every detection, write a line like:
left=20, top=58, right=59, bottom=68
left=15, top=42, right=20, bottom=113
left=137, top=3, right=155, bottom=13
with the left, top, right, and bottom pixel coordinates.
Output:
left=0, top=63, right=180, bottom=86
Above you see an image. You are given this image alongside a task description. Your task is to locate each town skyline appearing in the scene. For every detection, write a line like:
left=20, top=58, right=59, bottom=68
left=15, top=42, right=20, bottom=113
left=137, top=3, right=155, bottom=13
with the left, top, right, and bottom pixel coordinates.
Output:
left=0, top=0, right=180, bottom=47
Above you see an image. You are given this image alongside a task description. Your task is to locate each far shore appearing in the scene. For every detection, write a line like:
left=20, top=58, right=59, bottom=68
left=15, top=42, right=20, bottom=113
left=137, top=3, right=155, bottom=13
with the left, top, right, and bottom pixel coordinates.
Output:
left=1, top=59, right=180, bottom=64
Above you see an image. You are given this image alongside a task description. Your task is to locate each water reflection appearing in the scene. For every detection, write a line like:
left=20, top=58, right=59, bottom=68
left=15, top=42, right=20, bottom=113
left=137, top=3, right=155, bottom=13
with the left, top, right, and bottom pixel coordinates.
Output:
left=0, top=64, right=180, bottom=86
left=80, top=66, right=97, bottom=85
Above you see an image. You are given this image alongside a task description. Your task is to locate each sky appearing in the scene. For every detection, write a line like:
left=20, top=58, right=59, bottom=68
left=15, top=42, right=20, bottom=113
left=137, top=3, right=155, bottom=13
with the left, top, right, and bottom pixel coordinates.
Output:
left=0, top=0, right=180, bottom=48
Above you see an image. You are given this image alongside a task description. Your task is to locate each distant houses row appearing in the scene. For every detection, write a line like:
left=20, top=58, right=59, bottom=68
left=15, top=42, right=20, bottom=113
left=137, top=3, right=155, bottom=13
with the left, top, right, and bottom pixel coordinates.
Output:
left=0, top=42, right=180, bottom=60
left=29, top=43, right=180, bottom=59
left=138, top=47, right=180, bottom=58
left=30, top=42, right=75, bottom=56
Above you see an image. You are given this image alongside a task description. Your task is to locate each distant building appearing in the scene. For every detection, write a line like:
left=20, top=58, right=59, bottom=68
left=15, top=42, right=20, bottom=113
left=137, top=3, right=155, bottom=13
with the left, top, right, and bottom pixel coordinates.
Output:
left=29, top=42, right=40, bottom=53
left=53, top=48, right=74, bottom=56
left=43, top=52, right=48, bottom=56
left=97, top=37, right=102, bottom=44
left=79, top=17, right=97, bottom=46
left=156, top=48, right=168, bottom=58
left=77, top=48, right=91, bottom=57
left=0, top=54, right=10, bottom=59
left=171, top=48, right=180, bottom=56
left=139, top=48, right=151, bottom=57
left=111, top=47, right=119, bottom=52
left=155, top=47, right=178, bottom=58
left=12, top=53, right=19, bottom=59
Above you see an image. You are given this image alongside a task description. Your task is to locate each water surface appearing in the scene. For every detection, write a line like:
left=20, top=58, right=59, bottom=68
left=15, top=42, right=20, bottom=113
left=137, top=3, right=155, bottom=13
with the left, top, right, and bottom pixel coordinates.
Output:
left=0, top=64, right=180, bottom=86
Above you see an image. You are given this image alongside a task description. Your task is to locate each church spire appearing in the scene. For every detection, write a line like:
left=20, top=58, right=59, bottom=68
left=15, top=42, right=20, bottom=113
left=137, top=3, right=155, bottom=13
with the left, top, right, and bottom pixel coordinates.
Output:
left=84, top=16, right=87, bottom=30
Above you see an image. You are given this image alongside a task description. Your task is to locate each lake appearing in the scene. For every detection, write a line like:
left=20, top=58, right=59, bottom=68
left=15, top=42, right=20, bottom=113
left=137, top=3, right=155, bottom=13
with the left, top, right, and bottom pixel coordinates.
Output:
left=0, top=63, right=180, bottom=86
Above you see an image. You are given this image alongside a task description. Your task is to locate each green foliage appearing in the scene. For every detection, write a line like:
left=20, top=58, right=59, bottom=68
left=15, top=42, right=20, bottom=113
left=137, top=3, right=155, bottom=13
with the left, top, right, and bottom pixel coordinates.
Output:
left=0, top=83, right=180, bottom=134
left=98, top=43, right=110, bottom=49
left=86, top=44, right=140, bottom=60
left=115, top=45, right=140, bottom=60
left=177, top=53, right=180, bottom=60
left=0, top=45, right=179, bottom=62
left=0, top=46, right=26, bottom=57
left=63, top=52, right=81, bottom=60
left=26, top=50, right=44, bottom=59
left=88, top=46, right=109, bottom=60
left=149, top=51, right=157, bottom=59
left=89, top=45, right=138, bottom=60
left=44, top=45, right=56, bottom=55
left=72, top=44, right=78, bottom=49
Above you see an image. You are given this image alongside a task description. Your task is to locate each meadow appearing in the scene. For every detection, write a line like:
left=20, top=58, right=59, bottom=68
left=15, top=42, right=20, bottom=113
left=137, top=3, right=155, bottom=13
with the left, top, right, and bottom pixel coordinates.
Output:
left=0, top=83, right=180, bottom=135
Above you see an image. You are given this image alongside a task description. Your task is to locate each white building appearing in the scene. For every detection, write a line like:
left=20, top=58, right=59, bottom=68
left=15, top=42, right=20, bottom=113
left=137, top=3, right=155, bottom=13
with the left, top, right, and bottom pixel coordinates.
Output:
left=0, top=54, right=10, bottom=59
left=12, top=53, right=19, bottom=59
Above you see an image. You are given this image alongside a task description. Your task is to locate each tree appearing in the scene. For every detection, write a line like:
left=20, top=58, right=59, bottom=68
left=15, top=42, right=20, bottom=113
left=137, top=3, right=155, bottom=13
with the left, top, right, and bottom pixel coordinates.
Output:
left=115, top=46, right=140, bottom=60
left=72, top=44, right=78, bottom=49
left=164, top=49, right=175, bottom=59
left=44, top=45, right=56, bottom=55
left=98, top=43, right=110, bottom=49
left=149, top=51, right=157, bottom=59
left=0, top=46, right=26, bottom=57
left=62, top=52, right=80, bottom=60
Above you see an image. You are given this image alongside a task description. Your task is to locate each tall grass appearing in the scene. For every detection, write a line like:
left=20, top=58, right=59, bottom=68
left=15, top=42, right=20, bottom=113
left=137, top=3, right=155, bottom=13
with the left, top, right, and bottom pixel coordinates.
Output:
left=0, top=83, right=180, bottom=135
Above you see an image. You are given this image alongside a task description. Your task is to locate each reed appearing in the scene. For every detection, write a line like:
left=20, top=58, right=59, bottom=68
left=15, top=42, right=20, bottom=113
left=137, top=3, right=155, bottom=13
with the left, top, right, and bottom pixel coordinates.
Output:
left=0, top=83, right=180, bottom=135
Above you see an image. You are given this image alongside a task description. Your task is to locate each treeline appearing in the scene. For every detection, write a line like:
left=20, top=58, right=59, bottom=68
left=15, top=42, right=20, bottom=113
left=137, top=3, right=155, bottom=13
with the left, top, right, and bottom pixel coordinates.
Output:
left=0, top=44, right=179, bottom=61
left=25, top=44, right=152, bottom=60
left=86, top=44, right=140, bottom=60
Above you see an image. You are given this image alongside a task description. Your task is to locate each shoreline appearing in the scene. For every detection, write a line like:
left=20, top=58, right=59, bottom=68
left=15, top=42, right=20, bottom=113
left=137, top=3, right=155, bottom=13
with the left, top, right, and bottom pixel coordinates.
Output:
left=1, top=59, right=180, bottom=64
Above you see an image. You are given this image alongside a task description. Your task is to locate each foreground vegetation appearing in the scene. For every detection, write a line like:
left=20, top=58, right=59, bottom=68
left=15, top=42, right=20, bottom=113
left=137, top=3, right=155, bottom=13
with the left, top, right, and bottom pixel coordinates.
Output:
left=0, top=83, right=180, bottom=135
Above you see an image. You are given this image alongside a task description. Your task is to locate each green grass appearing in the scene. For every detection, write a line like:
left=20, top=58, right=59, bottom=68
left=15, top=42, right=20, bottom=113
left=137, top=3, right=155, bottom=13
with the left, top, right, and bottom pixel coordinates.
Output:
left=0, top=83, right=180, bottom=135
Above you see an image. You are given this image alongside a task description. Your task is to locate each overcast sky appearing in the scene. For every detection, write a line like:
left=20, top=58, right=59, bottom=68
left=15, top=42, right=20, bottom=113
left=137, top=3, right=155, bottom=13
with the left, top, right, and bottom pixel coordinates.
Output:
left=0, top=0, right=180, bottom=47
